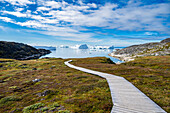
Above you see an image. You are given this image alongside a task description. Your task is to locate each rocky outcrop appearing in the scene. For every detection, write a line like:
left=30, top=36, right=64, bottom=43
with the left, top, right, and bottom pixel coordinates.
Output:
left=110, top=38, right=170, bottom=62
left=0, top=41, right=51, bottom=60
left=160, top=38, right=170, bottom=43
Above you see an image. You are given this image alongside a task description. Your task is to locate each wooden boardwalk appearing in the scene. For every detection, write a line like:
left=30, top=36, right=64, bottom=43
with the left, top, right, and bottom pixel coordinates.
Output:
left=64, top=60, right=166, bottom=113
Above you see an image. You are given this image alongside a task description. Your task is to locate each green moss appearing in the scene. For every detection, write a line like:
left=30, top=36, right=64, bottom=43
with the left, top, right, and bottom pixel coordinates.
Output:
left=23, top=103, right=45, bottom=113
left=41, top=107, right=48, bottom=112
left=0, top=96, right=21, bottom=104
left=58, top=110, right=70, bottom=113
left=9, top=86, right=18, bottom=89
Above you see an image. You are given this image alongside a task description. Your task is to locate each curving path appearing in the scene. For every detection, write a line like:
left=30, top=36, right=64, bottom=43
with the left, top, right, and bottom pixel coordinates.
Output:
left=64, top=60, right=166, bottom=113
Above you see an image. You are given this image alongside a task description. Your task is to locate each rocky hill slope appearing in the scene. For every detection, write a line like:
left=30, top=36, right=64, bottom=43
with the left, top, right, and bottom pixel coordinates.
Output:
left=0, top=41, right=51, bottom=60
left=110, top=38, right=170, bottom=62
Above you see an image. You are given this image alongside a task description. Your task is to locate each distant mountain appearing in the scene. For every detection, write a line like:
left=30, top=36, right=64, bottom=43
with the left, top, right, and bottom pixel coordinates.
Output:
left=34, top=46, right=56, bottom=50
left=79, top=44, right=88, bottom=49
left=110, top=38, right=170, bottom=62
left=0, top=41, right=51, bottom=60
left=58, top=45, right=69, bottom=48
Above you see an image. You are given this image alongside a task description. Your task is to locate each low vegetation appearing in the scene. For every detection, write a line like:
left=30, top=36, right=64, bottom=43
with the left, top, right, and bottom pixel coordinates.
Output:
left=71, top=56, right=170, bottom=112
left=1, top=56, right=169, bottom=112
left=0, top=58, right=112, bottom=113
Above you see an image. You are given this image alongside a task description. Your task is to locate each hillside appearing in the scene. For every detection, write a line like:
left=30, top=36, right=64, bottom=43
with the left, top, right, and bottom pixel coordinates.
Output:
left=0, top=41, right=51, bottom=60
left=0, top=58, right=112, bottom=113
left=110, top=38, right=170, bottom=62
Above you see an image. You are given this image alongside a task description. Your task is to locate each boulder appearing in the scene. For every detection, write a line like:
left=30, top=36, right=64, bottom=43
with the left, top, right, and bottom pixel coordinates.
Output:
left=32, top=68, right=37, bottom=70
left=32, top=79, right=41, bottom=82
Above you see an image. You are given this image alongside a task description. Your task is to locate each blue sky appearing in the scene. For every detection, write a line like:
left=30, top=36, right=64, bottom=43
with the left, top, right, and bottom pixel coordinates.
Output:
left=0, top=0, right=169, bottom=47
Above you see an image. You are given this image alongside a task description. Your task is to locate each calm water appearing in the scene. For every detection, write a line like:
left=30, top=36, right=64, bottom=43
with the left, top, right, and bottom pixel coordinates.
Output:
left=41, top=48, right=124, bottom=63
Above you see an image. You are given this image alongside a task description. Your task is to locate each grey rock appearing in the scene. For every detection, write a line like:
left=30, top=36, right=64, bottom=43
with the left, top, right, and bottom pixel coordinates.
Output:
left=160, top=38, right=170, bottom=43
left=0, top=80, right=4, bottom=83
left=112, top=38, right=170, bottom=57
left=36, top=90, right=53, bottom=97
left=42, top=90, right=52, bottom=96
left=50, top=65, right=56, bottom=69
left=32, top=79, right=41, bottom=82
left=32, top=68, right=37, bottom=70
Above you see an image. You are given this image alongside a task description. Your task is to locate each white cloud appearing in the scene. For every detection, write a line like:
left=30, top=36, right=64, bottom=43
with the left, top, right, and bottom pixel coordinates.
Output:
left=37, top=7, right=51, bottom=11
left=63, top=5, right=90, bottom=11
left=0, top=0, right=169, bottom=42
left=1, top=0, right=35, bottom=6
left=2, top=11, right=29, bottom=17
left=25, top=29, right=99, bottom=42
left=87, top=3, right=98, bottom=8
left=144, top=32, right=158, bottom=36
left=0, top=16, right=14, bottom=23
left=17, top=21, right=50, bottom=29
left=109, top=3, right=169, bottom=32
left=42, top=1, right=62, bottom=9
left=2, top=1, right=169, bottom=33
left=77, top=0, right=84, bottom=5
left=1, top=0, right=169, bottom=32
left=15, top=8, right=24, bottom=12
left=0, top=26, right=6, bottom=31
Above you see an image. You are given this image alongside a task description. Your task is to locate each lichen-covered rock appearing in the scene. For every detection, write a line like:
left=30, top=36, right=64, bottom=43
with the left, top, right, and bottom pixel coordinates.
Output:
left=110, top=38, right=170, bottom=61
left=160, top=38, right=170, bottom=43
left=111, top=38, right=170, bottom=57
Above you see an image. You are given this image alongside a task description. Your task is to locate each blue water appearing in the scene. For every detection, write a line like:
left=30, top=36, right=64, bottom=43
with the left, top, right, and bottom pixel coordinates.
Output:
left=41, top=48, right=124, bottom=63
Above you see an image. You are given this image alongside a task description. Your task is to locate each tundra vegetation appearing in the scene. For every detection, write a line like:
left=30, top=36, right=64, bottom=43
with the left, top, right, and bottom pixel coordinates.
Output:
left=0, top=58, right=112, bottom=113
left=0, top=56, right=169, bottom=112
left=71, top=56, right=170, bottom=112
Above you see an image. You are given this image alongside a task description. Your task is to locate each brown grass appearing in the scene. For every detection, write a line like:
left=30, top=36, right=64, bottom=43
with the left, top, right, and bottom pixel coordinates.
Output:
left=0, top=58, right=112, bottom=113
left=71, top=56, right=170, bottom=112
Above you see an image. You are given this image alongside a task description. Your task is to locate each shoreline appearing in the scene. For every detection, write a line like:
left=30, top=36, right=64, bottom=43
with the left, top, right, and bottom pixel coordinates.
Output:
left=108, top=53, right=135, bottom=63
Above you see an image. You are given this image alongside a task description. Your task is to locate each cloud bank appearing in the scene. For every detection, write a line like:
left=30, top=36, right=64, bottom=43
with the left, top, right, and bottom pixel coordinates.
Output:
left=0, top=0, right=169, bottom=42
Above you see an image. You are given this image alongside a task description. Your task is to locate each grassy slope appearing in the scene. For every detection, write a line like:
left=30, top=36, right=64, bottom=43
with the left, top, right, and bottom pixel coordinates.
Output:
left=71, top=56, right=170, bottom=112
left=0, top=58, right=112, bottom=113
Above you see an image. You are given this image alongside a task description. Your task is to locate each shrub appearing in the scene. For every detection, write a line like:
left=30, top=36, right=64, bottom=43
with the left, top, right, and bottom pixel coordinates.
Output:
left=41, top=107, right=48, bottom=112
left=0, top=96, right=21, bottom=104
left=48, top=102, right=60, bottom=110
left=58, top=110, right=70, bottom=113
left=9, top=86, right=18, bottom=89
left=23, top=103, right=45, bottom=113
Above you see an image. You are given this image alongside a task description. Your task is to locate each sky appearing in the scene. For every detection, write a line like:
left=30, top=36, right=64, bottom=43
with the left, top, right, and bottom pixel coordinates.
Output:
left=0, top=0, right=169, bottom=47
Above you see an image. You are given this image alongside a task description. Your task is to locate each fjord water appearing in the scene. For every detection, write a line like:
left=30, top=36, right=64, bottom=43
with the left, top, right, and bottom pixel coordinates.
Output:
left=41, top=48, right=123, bottom=63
